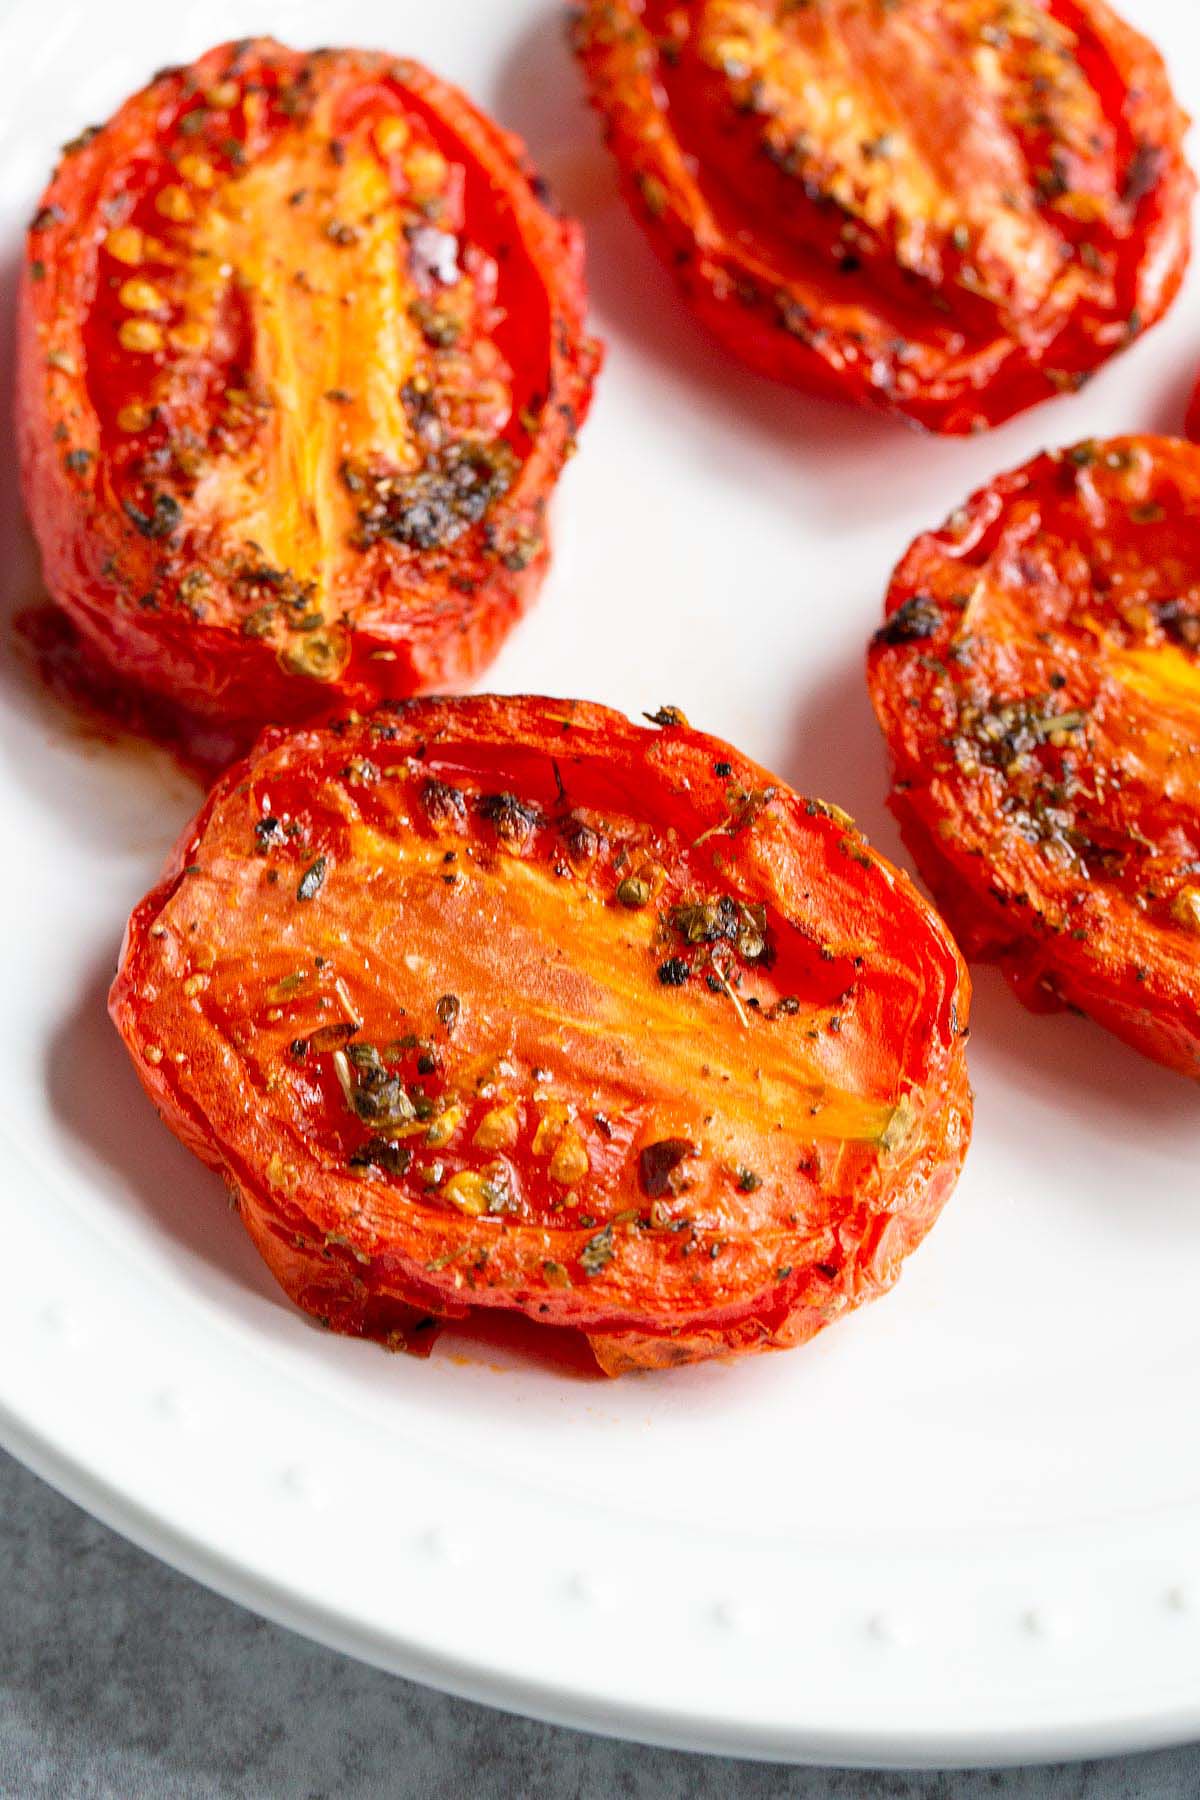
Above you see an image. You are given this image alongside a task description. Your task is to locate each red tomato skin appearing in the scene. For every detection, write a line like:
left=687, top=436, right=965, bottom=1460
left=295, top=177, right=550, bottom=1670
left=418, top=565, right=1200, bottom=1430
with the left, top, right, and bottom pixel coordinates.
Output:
left=17, top=42, right=600, bottom=735
left=1186, top=380, right=1200, bottom=445
left=868, top=437, right=1200, bottom=1080
left=572, top=0, right=1193, bottom=435
left=110, top=696, right=973, bottom=1374
left=884, top=798, right=1200, bottom=1080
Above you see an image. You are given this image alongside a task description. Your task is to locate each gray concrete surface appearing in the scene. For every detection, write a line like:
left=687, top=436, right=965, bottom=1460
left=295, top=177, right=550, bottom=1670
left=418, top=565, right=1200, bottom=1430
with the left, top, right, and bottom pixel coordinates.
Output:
left=1, top=1448, right=1197, bottom=1798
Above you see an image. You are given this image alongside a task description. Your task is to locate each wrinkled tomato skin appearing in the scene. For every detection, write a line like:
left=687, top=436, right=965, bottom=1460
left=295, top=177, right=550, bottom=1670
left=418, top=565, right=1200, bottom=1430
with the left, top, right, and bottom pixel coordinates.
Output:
left=868, top=435, right=1200, bottom=1079
left=572, top=1, right=1192, bottom=435
left=18, top=41, right=600, bottom=736
left=110, top=696, right=972, bottom=1375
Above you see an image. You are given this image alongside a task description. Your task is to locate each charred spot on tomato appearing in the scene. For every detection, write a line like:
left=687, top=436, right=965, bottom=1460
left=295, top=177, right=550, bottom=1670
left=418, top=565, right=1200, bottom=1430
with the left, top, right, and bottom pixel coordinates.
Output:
left=638, top=1137, right=696, bottom=1198
left=477, top=790, right=542, bottom=846
left=122, top=493, right=182, bottom=541
left=558, top=813, right=607, bottom=868
left=421, top=779, right=468, bottom=830
left=874, top=594, right=941, bottom=647
left=348, top=1136, right=413, bottom=1177
left=657, top=957, right=690, bottom=987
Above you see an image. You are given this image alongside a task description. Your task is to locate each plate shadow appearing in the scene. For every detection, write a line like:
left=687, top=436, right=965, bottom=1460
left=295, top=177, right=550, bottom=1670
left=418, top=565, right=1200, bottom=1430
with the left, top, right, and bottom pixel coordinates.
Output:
left=784, top=662, right=1199, bottom=1130
left=46, top=958, right=611, bottom=1381
left=45, top=957, right=286, bottom=1316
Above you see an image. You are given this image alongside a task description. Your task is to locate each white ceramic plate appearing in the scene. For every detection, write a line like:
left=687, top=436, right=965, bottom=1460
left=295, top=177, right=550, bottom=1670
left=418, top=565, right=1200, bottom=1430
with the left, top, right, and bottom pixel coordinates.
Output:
left=2, top=0, right=1199, bottom=1768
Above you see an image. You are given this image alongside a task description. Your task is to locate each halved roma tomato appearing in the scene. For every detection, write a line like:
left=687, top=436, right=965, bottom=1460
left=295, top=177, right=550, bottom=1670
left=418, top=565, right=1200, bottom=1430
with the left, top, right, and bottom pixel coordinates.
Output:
left=18, top=39, right=599, bottom=736
left=868, top=435, right=1200, bottom=1078
left=110, top=695, right=971, bottom=1374
left=572, top=0, right=1192, bottom=434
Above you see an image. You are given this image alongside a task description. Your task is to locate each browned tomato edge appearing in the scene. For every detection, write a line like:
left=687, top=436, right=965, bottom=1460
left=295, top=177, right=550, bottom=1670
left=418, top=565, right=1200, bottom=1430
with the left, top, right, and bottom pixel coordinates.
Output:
left=17, top=41, right=602, bottom=730
left=571, top=0, right=1193, bottom=435
left=867, top=450, right=1200, bottom=1081
left=109, top=696, right=974, bottom=1375
left=885, top=792, right=1200, bottom=1077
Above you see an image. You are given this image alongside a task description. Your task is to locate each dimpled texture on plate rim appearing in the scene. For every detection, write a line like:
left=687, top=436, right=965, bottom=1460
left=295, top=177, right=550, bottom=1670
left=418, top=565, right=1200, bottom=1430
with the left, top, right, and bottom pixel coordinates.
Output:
left=0, top=0, right=1198, bottom=1768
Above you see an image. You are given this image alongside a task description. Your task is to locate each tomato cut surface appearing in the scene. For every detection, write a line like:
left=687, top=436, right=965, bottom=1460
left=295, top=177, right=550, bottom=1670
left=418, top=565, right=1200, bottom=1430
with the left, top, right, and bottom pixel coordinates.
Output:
left=18, top=40, right=599, bottom=735
left=572, top=0, right=1191, bottom=433
left=110, top=696, right=971, bottom=1374
left=869, top=435, right=1200, bottom=1079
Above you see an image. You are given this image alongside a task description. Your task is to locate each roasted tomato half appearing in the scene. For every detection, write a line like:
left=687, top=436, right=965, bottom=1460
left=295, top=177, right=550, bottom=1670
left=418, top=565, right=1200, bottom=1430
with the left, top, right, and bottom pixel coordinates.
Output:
left=572, top=0, right=1192, bottom=434
left=18, top=39, right=599, bottom=735
left=869, top=436, right=1200, bottom=1078
left=110, top=695, right=971, bottom=1375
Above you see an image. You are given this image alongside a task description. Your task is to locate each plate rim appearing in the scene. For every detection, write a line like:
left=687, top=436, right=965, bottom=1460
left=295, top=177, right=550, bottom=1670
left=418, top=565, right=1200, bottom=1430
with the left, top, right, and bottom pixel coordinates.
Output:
left=6, top=1398, right=1200, bottom=1772
left=3, top=0, right=1200, bottom=1770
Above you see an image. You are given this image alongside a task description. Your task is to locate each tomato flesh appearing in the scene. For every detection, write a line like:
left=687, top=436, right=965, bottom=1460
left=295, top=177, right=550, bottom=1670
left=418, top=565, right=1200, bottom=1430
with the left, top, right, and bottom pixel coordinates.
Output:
left=110, top=696, right=972, bottom=1373
left=19, top=40, right=599, bottom=734
left=573, top=0, right=1192, bottom=433
left=868, top=435, right=1200, bottom=1078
